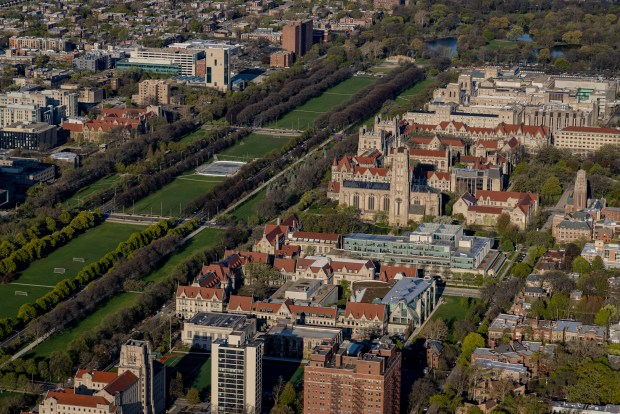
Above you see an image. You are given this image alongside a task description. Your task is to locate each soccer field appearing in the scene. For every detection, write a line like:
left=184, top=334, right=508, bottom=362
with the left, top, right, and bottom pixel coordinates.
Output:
left=68, top=174, right=122, bottom=208
left=266, top=76, right=376, bottom=130
left=216, top=133, right=295, bottom=162
left=0, top=223, right=142, bottom=319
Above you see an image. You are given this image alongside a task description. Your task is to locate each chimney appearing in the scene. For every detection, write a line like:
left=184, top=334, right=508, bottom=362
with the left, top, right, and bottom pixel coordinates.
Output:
left=277, top=217, right=281, bottom=225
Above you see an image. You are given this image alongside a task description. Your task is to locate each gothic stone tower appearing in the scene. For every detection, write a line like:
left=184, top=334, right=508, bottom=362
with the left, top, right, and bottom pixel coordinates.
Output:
left=389, top=146, right=411, bottom=226
left=574, top=169, right=588, bottom=211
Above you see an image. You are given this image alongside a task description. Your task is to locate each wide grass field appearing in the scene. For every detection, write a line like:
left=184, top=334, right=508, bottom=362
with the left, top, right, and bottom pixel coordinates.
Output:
left=217, top=133, right=295, bottom=162
left=143, top=228, right=224, bottom=283
left=0, top=223, right=142, bottom=319
left=132, top=134, right=295, bottom=217
left=267, top=76, right=376, bottom=130
left=132, top=175, right=226, bottom=217
left=178, top=128, right=207, bottom=145
left=396, top=78, right=434, bottom=100
left=231, top=188, right=267, bottom=220
left=30, top=292, right=140, bottom=358
left=68, top=174, right=122, bottom=208
left=164, top=353, right=211, bottom=396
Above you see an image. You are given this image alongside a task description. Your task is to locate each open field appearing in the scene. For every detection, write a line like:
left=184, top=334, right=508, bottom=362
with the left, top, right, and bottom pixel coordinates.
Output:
left=231, top=188, right=267, bottom=220
left=0, top=223, right=142, bottom=319
left=132, top=134, right=294, bottom=217
left=68, top=174, right=122, bottom=207
left=143, top=228, right=224, bottom=283
left=30, top=292, right=140, bottom=358
left=164, top=353, right=211, bottom=395
left=178, top=128, right=208, bottom=145
left=131, top=175, right=226, bottom=217
left=266, top=76, right=376, bottom=130
left=396, top=78, right=434, bottom=100
left=431, top=296, right=481, bottom=341
left=216, top=133, right=295, bottom=162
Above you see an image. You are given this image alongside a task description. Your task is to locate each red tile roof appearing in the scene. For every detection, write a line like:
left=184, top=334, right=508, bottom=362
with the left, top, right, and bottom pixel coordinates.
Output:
left=410, top=148, right=447, bottom=158
left=274, top=257, right=296, bottom=273
left=331, top=260, right=373, bottom=272
left=45, top=388, right=113, bottom=409
left=176, top=286, right=224, bottom=300
left=289, top=304, right=337, bottom=318
left=353, top=167, right=389, bottom=177
left=476, top=190, right=538, bottom=203
left=345, top=302, right=386, bottom=321
left=561, top=126, right=620, bottom=134
left=427, top=171, right=450, bottom=180
left=228, top=295, right=254, bottom=312
left=468, top=205, right=505, bottom=214
left=75, top=370, right=118, bottom=384
left=379, top=265, right=417, bottom=281
left=327, top=181, right=341, bottom=193
left=275, top=244, right=300, bottom=258
left=103, top=371, right=138, bottom=395
left=290, top=231, right=340, bottom=242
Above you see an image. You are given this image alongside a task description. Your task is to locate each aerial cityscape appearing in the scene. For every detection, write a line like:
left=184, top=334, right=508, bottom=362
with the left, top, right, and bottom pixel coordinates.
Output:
left=0, top=0, right=618, bottom=413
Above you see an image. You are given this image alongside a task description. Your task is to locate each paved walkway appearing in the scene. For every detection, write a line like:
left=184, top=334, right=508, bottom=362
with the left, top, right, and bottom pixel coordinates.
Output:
left=10, top=283, right=55, bottom=288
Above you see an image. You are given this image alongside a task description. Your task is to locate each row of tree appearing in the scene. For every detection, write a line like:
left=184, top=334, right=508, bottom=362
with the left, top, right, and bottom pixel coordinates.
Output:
left=0, top=211, right=101, bottom=278
left=316, top=64, right=425, bottom=130
left=24, top=119, right=196, bottom=210
left=0, top=212, right=74, bottom=256
left=237, top=63, right=352, bottom=127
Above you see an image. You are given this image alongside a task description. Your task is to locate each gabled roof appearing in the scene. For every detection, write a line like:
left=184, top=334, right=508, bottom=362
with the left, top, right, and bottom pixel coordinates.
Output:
left=345, top=302, right=386, bottom=321
left=379, top=265, right=417, bottom=282
left=327, top=181, right=340, bottom=193
left=45, top=388, right=113, bottom=409
left=476, top=190, right=538, bottom=203
left=176, top=286, right=224, bottom=301
left=426, top=171, right=450, bottom=180
left=331, top=260, right=373, bottom=272
left=275, top=244, right=300, bottom=258
left=290, top=231, right=340, bottom=242
left=75, top=369, right=118, bottom=384
left=410, top=148, right=447, bottom=158
left=224, top=250, right=269, bottom=265
left=274, top=257, right=296, bottom=273
left=289, top=304, right=337, bottom=318
left=228, top=295, right=254, bottom=312
left=103, top=371, right=138, bottom=395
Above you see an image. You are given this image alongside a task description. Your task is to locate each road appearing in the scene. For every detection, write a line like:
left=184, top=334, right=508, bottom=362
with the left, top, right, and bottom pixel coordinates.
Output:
left=541, top=185, right=573, bottom=230
left=218, top=129, right=336, bottom=217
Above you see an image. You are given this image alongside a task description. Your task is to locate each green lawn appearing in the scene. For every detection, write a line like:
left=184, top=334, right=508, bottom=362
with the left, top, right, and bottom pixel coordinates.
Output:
left=30, top=292, right=140, bottom=358
left=178, top=129, right=208, bottom=145
left=164, top=353, right=211, bottom=395
left=0, top=223, right=142, bottom=318
left=431, top=296, right=481, bottom=341
left=396, top=78, right=434, bottom=100
left=131, top=176, right=226, bottom=217
left=217, top=133, right=295, bottom=162
left=484, top=39, right=519, bottom=50
left=267, top=76, right=376, bottom=130
left=231, top=188, right=267, bottom=220
left=68, top=174, right=122, bottom=208
left=144, top=228, right=224, bottom=283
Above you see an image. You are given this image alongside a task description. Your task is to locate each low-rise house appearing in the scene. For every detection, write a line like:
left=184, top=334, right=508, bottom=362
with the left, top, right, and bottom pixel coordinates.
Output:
left=175, top=286, right=225, bottom=319
left=425, top=339, right=443, bottom=369
left=341, top=302, right=388, bottom=338
left=288, top=231, right=341, bottom=255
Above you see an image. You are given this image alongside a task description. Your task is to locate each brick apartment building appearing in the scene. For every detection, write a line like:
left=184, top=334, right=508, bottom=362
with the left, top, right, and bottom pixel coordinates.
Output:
left=304, top=338, right=401, bottom=414
left=282, top=20, right=313, bottom=59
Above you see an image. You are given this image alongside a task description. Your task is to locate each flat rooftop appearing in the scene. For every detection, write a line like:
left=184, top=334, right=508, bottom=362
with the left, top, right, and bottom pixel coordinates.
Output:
left=268, top=325, right=341, bottom=340
left=188, top=312, right=247, bottom=328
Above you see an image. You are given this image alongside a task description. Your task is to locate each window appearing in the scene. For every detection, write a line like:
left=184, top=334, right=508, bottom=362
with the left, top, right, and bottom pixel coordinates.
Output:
left=353, top=194, right=360, bottom=209
left=368, top=196, right=375, bottom=211
left=383, top=197, right=389, bottom=212
left=207, top=67, right=212, bottom=83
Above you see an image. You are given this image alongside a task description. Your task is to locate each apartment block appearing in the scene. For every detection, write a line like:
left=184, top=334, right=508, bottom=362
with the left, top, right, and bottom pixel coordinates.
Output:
left=134, top=80, right=171, bottom=106
left=0, top=122, right=59, bottom=151
left=581, top=240, right=620, bottom=268
left=304, top=338, right=401, bottom=414
left=211, top=334, right=262, bottom=414
left=554, top=126, right=620, bottom=155
left=9, top=36, right=71, bottom=52
left=282, top=20, right=313, bottom=58
left=182, top=312, right=256, bottom=351
left=205, top=46, right=231, bottom=91
left=124, top=47, right=205, bottom=76
left=270, top=50, right=294, bottom=68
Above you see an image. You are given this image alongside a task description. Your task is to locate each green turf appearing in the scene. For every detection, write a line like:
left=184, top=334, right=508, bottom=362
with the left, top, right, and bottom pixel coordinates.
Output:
left=0, top=223, right=142, bottom=318
left=165, top=353, right=211, bottom=394
left=231, top=188, right=267, bottom=220
left=178, top=129, right=208, bottom=145
left=30, top=292, right=140, bottom=358
left=143, top=228, right=224, bottom=283
left=396, top=79, right=434, bottom=99
left=68, top=174, right=122, bottom=207
left=216, top=133, right=295, bottom=162
left=131, top=176, right=226, bottom=216
left=0, top=285, right=55, bottom=319
left=484, top=39, right=520, bottom=50
left=267, top=76, right=376, bottom=130
left=431, top=296, right=481, bottom=340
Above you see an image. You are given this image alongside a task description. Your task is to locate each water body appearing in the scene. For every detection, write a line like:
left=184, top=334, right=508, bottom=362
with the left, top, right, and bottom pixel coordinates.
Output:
left=426, top=37, right=458, bottom=57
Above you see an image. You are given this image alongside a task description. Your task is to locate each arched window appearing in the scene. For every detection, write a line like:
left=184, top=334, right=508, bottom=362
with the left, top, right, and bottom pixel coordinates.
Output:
left=414, top=198, right=420, bottom=205
left=368, top=196, right=375, bottom=211
left=383, top=197, right=390, bottom=212
left=353, top=193, right=360, bottom=209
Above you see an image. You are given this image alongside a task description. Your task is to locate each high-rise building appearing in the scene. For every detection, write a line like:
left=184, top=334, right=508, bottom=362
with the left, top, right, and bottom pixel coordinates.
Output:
left=124, top=47, right=205, bottom=76
left=118, top=340, right=166, bottom=414
left=205, top=46, right=231, bottom=92
left=135, top=80, right=171, bottom=106
left=304, top=338, right=402, bottom=414
left=211, top=333, right=262, bottom=414
left=282, top=20, right=313, bottom=59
